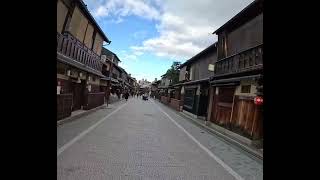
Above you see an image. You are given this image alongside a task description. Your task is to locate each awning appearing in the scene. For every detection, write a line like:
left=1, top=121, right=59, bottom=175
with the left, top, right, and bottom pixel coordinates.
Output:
left=211, top=82, right=240, bottom=87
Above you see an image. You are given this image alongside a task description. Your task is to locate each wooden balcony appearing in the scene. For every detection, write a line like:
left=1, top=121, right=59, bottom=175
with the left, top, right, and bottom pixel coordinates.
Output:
left=215, top=44, right=263, bottom=76
left=57, top=32, right=102, bottom=72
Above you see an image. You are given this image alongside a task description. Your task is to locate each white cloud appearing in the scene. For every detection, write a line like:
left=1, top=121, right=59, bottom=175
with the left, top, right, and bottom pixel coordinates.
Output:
left=132, top=73, right=154, bottom=82
left=123, top=54, right=137, bottom=61
left=95, top=5, right=108, bottom=17
left=108, top=17, right=124, bottom=24
left=89, top=0, right=254, bottom=60
left=117, top=48, right=143, bottom=62
left=133, top=30, right=148, bottom=39
left=131, top=13, right=215, bottom=60
left=129, top=0, right=254, bottom=60
left=93, top=0, right=160, bottom=20
left=133, top=51, right=144, bottom=56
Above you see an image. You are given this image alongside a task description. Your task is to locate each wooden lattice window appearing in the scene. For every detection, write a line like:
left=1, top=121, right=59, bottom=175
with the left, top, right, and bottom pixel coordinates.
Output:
left=184, top=88, right=196, bottom=109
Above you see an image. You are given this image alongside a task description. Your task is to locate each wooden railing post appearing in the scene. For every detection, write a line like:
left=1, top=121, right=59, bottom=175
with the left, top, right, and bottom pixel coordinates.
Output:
left=57, top=32, right=108, bottom=74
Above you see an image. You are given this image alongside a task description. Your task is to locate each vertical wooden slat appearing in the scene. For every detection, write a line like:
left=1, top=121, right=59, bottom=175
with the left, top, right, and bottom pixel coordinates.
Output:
left=57, top=34, right=64, bottom=52
left=249, top=105, right=258, bottom=136
left=252, top=106, right=263, bottom=139
left=85, top=54, right=89, bottom=66
left=237, top=101, right=243, bottom=129
left=70, top=41, right=75, bottom=59
left=251, top=105, right=259, bottom=137
left=229, top=95, right=236, bottom=127
left=244, top=100, right=253, bottom=132
left=66, top=39, right=72, bottom=57
left=73, top=45, right=78, bottom=60
left=76, top=45, right=81, bottom=61
left=80, top=50, right=84, bottom=64
left=77, top=49, right=81, bottom=63
left=57, top=32, right=117, bottom=74
left=61, top=37, right=68, bottom=55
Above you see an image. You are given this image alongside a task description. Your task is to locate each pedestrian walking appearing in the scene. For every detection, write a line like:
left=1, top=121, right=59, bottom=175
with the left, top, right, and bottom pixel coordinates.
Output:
left=124, top=91, right=129, bottom=101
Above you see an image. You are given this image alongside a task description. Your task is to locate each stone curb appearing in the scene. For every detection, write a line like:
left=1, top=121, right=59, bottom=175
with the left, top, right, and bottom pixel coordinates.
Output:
left=57, top=98, right=127, bottom=127
left=57, top=105, right=105, bottom=126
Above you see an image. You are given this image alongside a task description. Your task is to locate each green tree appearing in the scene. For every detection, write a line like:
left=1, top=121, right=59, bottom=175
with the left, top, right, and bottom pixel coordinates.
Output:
left=166, top=61, right=181, bottom=85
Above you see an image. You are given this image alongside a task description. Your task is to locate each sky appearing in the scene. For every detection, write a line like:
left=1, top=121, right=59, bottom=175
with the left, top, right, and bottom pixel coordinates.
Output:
left=83, top=0, right=254, bottom=82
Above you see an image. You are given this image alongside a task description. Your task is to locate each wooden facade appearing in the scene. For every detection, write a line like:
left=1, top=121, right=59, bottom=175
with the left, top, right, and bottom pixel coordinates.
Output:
left=178, top=43, right=218, bottom=118
left=57, top=0, right=110, bottom=120
left=208, top=0, right=263, bottom=144
left=57, top=94, right=73, bottom=120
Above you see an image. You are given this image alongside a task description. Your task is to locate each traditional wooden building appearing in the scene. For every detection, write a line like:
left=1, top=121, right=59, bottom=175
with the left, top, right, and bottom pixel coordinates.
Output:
left=119, top=67, right=130, bottom=92
left=208, top=0, right=263, bottom=147
left=151, top=79, right=161, bottom=99
left=57, top=0, right=111, bottom=120
left=177, top=43, right=218, bottom=118
left=128, top=76, right=135, bottom=94
left=99, top=48, right=114, bottom=103
left=159, top=74, right=172, bottom=104
left=100, top=48, right=122, bottom=97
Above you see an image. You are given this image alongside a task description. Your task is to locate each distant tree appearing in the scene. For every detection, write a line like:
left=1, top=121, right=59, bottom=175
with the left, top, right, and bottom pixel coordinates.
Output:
left=166, top=61, right=181, bottom=85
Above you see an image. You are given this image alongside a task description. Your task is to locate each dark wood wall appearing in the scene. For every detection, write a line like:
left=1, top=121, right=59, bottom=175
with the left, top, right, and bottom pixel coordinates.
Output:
left=210, top=86, right=235, bottom=126
left=231, top=96, right=263, bottom=140
left=57, top=93, right=73, bottom=120
left=57, top=78, right=72, bottom=94
left=209, top=87, right=263, bottom=140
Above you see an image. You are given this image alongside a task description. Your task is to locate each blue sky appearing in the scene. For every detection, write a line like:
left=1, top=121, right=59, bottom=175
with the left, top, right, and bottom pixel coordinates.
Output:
left=83, top=0, right=254, bottom=82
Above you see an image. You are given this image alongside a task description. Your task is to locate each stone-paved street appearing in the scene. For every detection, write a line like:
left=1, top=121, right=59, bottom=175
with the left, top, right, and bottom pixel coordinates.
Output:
left=57, top=97, right=263, bottom=180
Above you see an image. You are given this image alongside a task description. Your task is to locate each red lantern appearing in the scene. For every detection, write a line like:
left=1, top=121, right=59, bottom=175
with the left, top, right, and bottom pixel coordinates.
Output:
left=254, top=96, right=263, bottom=105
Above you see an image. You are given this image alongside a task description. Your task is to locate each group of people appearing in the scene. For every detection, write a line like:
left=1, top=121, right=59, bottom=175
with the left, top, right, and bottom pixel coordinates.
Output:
left=118, top=91, right=151, bottom=101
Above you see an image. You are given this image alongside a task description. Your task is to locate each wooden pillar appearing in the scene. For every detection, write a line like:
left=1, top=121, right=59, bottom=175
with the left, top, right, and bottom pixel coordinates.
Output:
left=207, top=86, right=214, bottom=122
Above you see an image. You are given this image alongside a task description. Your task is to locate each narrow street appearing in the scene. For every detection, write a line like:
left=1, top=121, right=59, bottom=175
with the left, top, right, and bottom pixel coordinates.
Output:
left=57, top=98, right=262, bottom=180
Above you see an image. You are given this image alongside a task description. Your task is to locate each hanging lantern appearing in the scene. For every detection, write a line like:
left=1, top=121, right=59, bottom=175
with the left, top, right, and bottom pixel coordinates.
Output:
left=254, top=96, right=263, bottom=105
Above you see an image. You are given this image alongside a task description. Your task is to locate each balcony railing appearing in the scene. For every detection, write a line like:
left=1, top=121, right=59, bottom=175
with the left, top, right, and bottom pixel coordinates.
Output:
left=215, top=44, right=263, bottom=76
left=57, top=32, right=102, bottom=72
